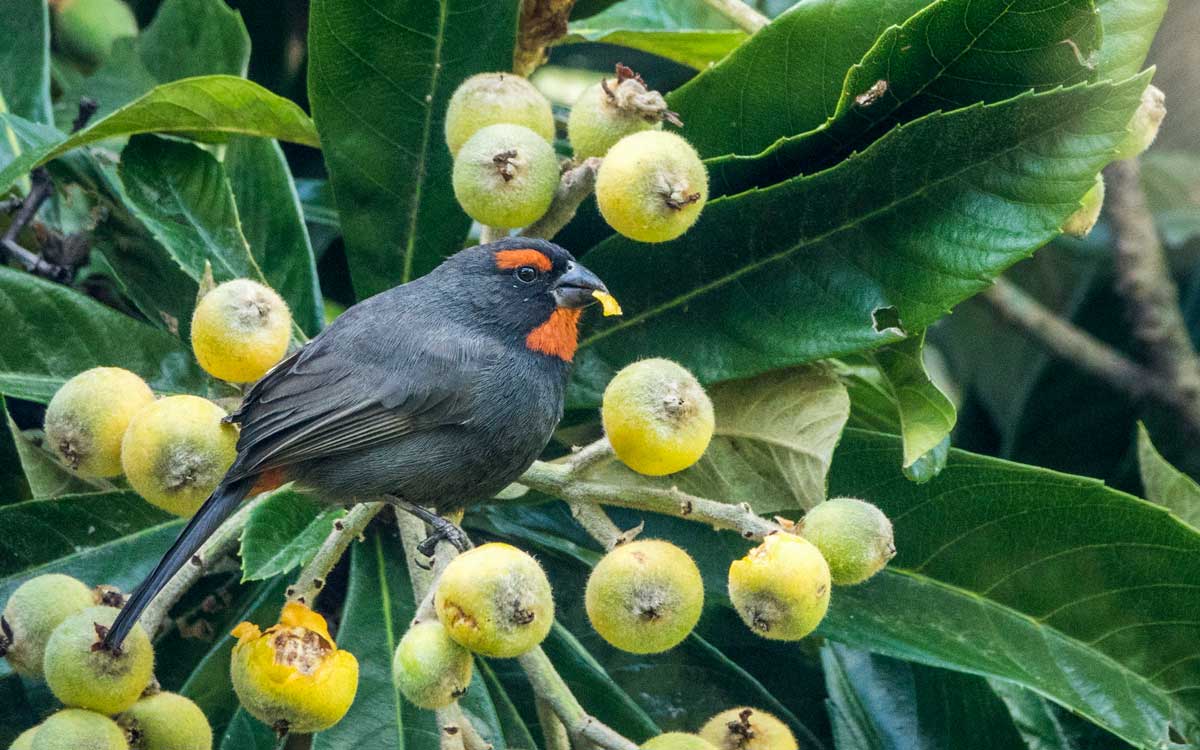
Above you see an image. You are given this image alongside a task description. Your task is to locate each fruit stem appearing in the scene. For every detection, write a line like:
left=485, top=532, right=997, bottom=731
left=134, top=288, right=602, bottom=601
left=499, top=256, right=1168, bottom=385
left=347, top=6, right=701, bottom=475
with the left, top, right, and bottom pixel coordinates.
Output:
left=524, top=158, right=602, bottom=240
left=287, top=501, right=386, bottom=606
left=568, top=501, right=624, bottom=550
left=518, top=645, right=638, bottom=750
left=701, top=0, right=768, bottom=32
left=480, top=225, right=508, bottom=243
left=534, top=696, right=572, bottom=750
left=561, top=435, right=616, bottom=475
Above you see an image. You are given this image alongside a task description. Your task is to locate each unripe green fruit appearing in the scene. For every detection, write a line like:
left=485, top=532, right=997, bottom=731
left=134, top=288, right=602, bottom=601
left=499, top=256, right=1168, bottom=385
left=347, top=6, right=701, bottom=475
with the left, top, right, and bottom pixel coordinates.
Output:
left=602, top=358, right=714, bottom=476
left=452, top=124, right=560, bottom=228
left=392, top=621, right=474, bottom=709
left=728, top=533, right=830, bottom=641
left=118, top=692, right=212, bottom=750
left=699, top=708, right=797, bottom=750
left=596, top=131, right=708, bottom=243
left=121, top=395, right=238, bottom=517
left=1114, top=84, right=1165, bottom=161
left=799, top=497, right=895, bottom=585
left=51, top=0, right=138, bottom=66
left=1061, top=174, right=1104, bottom=239
left=1, top=573, right=96, bottom=678
left=9, top=726, right=38, bottom=750
left=641, top=733, right=719, bottom=750
left=43, top=605, right=154, bottom=715
left=444, top=73, right=555, bottom=156
left=191, top=279, right=292, bottom=383
left=30, top=710, right=127, bottom=750
left=44, top=367, right=155, bottom=478
left=567, top=79, right=660, bottom=159
left=435, top=543, right=554, bottom=658
left=585, top=540, right=703, bottom=654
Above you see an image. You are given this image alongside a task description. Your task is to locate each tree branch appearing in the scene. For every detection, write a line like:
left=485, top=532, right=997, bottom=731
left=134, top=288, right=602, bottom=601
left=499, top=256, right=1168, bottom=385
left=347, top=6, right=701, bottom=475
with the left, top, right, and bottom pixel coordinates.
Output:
left=524, top=158, right=602, bottom=240
left=700, top=0, right=768, bottom=32
left=287, top=502, right=385, bottom=606
left=534, top=697, right=571, bottom=750
left=518, top=646, right=638, bottom=750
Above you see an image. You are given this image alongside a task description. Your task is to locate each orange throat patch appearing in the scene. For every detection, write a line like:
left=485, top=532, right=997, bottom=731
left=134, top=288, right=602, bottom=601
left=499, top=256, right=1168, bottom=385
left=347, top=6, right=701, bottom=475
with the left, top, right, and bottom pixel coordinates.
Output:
left=526, top=308, right=582, bottom=361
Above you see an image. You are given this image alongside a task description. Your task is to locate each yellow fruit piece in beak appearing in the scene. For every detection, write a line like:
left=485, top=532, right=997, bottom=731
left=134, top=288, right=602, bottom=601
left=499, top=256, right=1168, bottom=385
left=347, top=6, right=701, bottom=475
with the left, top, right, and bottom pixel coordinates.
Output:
left=593, top=290, right=623, bottom=317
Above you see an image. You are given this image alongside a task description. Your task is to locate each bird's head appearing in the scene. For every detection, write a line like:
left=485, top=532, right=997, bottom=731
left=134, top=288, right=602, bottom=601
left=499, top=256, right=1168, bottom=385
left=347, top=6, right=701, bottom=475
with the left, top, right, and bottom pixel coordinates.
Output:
left=440, top=237, right=621, bottom=362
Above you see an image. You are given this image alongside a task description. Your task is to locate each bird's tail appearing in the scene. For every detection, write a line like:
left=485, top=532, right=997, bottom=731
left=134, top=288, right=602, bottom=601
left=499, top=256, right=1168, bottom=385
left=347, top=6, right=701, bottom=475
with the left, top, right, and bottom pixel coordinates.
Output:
left=104, top=477, right=254, bottom=650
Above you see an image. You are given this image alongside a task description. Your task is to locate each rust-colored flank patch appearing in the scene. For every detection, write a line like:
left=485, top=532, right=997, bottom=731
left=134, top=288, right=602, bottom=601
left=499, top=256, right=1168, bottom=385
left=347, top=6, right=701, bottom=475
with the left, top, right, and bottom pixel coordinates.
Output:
left=249, top=466, right=286, bottom=496
left=526, top=308, right=582, bottom=361
left=495, top=248, right=552, bottom=272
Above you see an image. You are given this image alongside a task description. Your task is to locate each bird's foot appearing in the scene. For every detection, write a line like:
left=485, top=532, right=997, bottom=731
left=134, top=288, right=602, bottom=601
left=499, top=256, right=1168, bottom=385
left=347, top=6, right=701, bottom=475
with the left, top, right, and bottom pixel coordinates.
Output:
left=417, top=520, right=472, bottom=557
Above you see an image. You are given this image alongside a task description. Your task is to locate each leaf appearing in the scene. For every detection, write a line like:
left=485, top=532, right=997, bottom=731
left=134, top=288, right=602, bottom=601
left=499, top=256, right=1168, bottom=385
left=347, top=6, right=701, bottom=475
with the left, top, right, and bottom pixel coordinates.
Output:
left=0, top=407, right=30, bottom=504
left=568, top=0, right=741, bottom=31
left=587, top=366, right=850, bottom=514
left=295, top=177, right=341, bottom=258
left=0, top=266, right=209, bottom=403
left=566, top=77, right=1149, bottom=409
left=870, top=333, right=957, bottom=471
left=1137, top=423, right=1200, bottom=528
left=0, top=75, right=320, bottom=194
left=822, top=429, right=1200, bottom=749
left=225, top=136, right=325, bottom=336
left=239, top=488, right=346, bottom=582
left=0, top=0, right=50, bottom=124
left=474, top=660, right=539, bottom=749
left=822, top=643, right=1028, bottom=750
left=559, top=29, right=746, bottom=70
left=2, top=397, right=107, bottom=499
left=988, top=679, right=1081, bottom=750
left=218, top=709, right=278, bottom=750
left=306, top=0, right=520, bottom=298
left=1094, top=0, right=1168, bottom=80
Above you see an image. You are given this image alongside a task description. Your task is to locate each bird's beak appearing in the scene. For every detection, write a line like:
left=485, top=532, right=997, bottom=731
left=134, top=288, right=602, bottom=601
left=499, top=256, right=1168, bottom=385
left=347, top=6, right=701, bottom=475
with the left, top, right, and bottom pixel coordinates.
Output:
left=552, top=262, right=622, bottom=316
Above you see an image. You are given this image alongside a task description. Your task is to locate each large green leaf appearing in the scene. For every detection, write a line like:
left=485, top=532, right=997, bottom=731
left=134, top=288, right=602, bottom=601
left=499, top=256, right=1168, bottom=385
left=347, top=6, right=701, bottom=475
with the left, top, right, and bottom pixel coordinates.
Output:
left=0, top=407, right=30, bottom=504
left=238, top=489, right=346, bottom=582
left=821, top=429, right=1200, bottom=749
left=306, top=0, right=520, bottom=298
left=0, top=0, right=50, bottom=124
left=0, top=267, right=208, bottom=403
left=225, top=136, right=325, bottom=336
left=870, top=333, right=957, bottom=472
left=2, top=397, right=107, bottom=499
left=1137, top=423, right=1200, bottom=528
left=0, top=75, right=319, bottom=194
left=587, top=366, right=850, bottom=514
left=1094, top=0, right=1168, bottom=80
left=559, top=29, right=746, bottom=70
left=566, top=77, right=1148, bottom=408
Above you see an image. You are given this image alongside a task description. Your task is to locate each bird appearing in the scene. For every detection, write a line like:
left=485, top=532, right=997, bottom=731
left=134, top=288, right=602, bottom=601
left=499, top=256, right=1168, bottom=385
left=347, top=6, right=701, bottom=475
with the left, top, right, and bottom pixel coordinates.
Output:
left=102, top=237, right=618, bottom=650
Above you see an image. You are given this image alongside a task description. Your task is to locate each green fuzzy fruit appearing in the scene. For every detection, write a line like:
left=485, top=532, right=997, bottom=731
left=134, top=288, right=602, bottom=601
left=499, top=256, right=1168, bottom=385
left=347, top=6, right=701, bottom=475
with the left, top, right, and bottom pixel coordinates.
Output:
left=585, top=540, right=704, bottom=654
left=567, top=79, right=660, bottom=159
left=43, top=606, right=155, bottom=715
left=1114, top=84, right=1165, bottom=161
left=728, top=534, right=830, bottom=641
left=30, top=709, right=127, bottom=750
left=641, top=733, right=719, bottom=750
left=1061, top=174, right=1104, bottom=239
left=1, top=573, right=96, bottom=678
left=602, top=358, right=714, bottom=476
left=118, top=692, right=212, bottom=750
left=52, top=0, right=138, bottom=66
left=596, top=131, right=708, bottom=243
left=445, top=73, right=555, bottom=156
left=393, top=621, right=474, bottom=709
left=435, top=543, right=554, bottom=658
left=44, top=367, right=155, bottom=478
left=699, top=707, right=798, bottom=750
left=452, top=124, right=560, bottom=228
left=799, top=497, right=895, bottom=585
left=9, top=726, right=39, bottom=750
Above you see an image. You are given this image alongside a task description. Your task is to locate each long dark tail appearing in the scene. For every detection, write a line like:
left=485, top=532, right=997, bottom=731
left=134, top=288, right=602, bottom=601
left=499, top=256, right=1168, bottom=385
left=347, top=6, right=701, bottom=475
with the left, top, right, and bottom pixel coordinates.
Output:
left=104, top=477, right=253, bottom=649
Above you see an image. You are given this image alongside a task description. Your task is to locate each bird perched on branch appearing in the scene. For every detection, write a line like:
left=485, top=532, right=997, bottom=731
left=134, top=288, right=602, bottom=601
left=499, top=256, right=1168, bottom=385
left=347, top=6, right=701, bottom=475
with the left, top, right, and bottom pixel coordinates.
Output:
left=104, top=238, right=619, bottom=650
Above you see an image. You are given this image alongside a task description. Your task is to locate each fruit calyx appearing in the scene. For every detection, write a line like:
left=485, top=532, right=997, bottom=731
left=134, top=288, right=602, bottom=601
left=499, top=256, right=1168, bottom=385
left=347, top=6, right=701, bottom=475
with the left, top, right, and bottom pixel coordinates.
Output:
left=603, top=64, right=683, bottom=127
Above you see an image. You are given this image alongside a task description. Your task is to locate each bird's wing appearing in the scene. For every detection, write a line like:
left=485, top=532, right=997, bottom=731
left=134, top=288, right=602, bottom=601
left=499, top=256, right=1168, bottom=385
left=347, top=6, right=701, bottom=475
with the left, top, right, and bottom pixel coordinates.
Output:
left=225, top=319, right=495, bottom=481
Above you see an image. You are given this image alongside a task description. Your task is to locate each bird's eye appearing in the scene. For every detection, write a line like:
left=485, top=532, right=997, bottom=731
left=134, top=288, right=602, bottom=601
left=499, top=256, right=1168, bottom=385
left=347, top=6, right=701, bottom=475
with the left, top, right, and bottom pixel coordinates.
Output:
left=515, top=266, right=538, bottom=283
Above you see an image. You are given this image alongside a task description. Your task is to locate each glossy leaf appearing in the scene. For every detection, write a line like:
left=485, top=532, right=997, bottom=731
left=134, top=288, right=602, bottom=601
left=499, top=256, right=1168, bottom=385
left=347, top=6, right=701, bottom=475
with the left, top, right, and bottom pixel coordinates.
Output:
left=218, top=709, right=278, bottom=750
left=559, top=29, right=746, bottom=70
left=588, top=366, right=850, bottom=514
left=870, top=333, right=957, bottom=472
left=1137, top=423, right=1200, bottom=528
left=2, top=397, right=107, bottom=499
left=307, top=0, right=519, bottom=298
left=567, top=77, right=1148, bottom=408
left=239, top=488, right=346, bottom=581
left=570, top=0, right=740, bottom=32
left=0, top=75, right=320, bottom=193
left=0, top=266, right=208, bottom=403
left=0, top=0, right=50, bottom=124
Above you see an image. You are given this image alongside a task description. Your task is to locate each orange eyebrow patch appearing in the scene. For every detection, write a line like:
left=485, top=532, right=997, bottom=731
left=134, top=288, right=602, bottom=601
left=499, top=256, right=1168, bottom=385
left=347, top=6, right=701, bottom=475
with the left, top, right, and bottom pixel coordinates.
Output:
left=495, top=249, right=552, bottom=272
left=526, top=308, right=582, bottom=361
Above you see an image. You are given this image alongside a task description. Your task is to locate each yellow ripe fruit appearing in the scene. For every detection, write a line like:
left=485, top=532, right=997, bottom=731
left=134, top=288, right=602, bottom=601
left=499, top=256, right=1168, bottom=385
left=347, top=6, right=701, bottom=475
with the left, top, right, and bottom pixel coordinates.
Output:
left=567, top=79, right=660, bottom=159
left=596, top=131, right=708, bottom=243
left=117, top=692, right=212, bottom=750
left=392, top=621, right=474, bottom=709
left=699, top=708, right=798, bottom=750
left=444, top=72, right=555, bottom=156
left=799, top=497, right=895, bottom=585
left=43, top=606, right=154, bottom=715
left=1, top=573, right=96, bottom=678
left=43, top=367, right=155, bottom=478
left=191, top=279, right=292, bottom=384
left=120, top=395, right=238, bottom=517
left=29, top=709, right=126, bottom=750
left=435, top=543, right=554, bottom=658
left=9, top=725, right=39, bottom=750
left=1114, top=84, right=1166, bottom=161
left=728, top=534, right=830, bottom=641
left=585, top=540, right=704, bottom=654
left=641, top=733, right=719, bottom=750
left=602, top=358, right=714, bottom=476
left=230, top=602, right=359, bottom=734
left=1061, top=174, right=1104, bottom=239
left=452, top=124, right=560, bottom=228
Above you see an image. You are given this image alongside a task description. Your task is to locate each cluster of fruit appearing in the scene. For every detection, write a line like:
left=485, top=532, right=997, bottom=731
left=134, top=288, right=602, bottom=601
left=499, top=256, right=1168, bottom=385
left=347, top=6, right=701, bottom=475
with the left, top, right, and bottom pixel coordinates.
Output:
left=446, top=67, right=708, bottom=243
left=646, top=707, right=798, bottom=750
left=38, top=278, right=292, bottom=517
left=0, top=574, right=209, bottom=749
